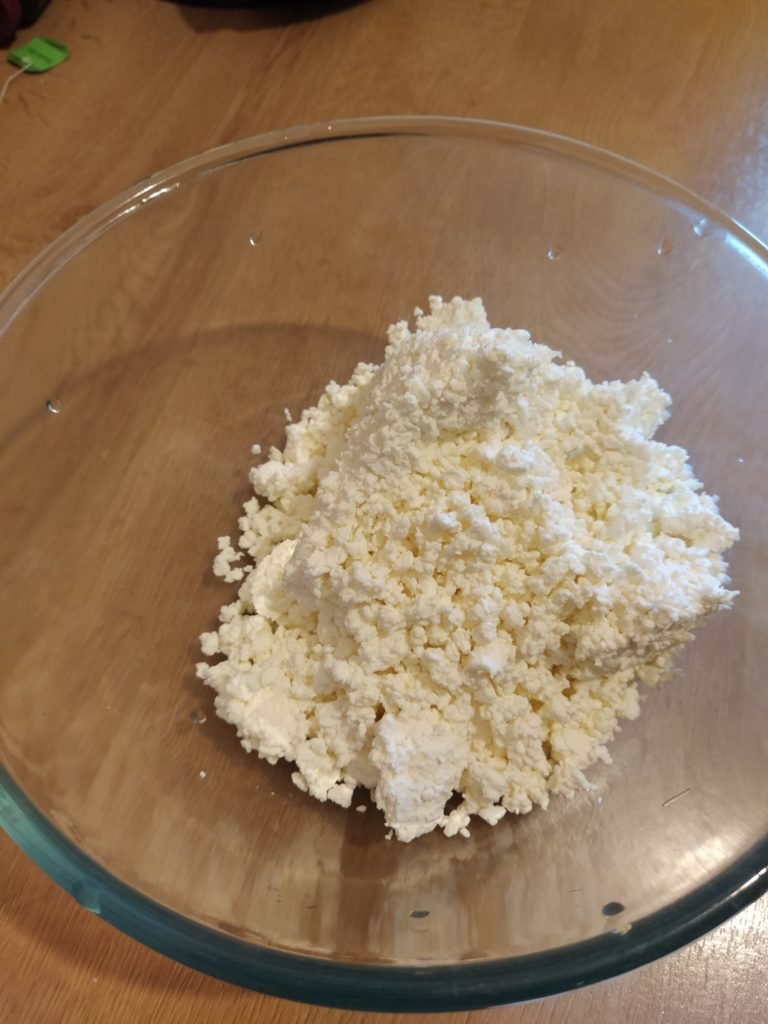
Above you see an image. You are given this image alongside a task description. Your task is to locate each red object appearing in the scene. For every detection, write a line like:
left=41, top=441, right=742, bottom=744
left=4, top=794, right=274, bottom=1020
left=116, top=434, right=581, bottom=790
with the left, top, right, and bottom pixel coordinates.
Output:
left=0, top=0, right=51, bottom=43
left=0, top=0, right=23, bottom=45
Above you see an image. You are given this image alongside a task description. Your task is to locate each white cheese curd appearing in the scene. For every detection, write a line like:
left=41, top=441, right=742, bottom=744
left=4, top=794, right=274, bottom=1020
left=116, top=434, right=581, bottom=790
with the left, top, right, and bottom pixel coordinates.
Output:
left=197, top=297, right=738, bottom=842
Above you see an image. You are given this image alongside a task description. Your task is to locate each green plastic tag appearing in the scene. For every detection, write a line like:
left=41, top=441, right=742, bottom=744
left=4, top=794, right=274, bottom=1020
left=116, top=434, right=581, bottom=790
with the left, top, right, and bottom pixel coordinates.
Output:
left=8, top=37, right=69, bottom=74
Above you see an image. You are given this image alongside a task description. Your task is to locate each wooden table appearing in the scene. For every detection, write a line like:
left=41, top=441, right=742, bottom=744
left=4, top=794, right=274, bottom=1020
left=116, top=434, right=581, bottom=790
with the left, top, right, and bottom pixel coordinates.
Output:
left=1, top=1, right=767, bottom=1021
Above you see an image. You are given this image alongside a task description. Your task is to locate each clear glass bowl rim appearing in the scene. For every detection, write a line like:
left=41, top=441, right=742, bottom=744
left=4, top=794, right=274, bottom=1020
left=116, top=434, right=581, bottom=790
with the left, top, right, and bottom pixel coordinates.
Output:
left=1, top=115, right=767, bottom=1012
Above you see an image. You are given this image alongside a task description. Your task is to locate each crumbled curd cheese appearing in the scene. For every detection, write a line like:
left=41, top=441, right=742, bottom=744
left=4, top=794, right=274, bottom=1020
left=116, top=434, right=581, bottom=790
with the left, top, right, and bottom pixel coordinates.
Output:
left=197, top=297, right=738, bottom=842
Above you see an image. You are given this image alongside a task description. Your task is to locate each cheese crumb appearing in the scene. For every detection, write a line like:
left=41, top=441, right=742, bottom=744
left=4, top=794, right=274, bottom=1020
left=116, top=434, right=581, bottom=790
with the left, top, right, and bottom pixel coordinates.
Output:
left=197, top=297, right=738, bottom=842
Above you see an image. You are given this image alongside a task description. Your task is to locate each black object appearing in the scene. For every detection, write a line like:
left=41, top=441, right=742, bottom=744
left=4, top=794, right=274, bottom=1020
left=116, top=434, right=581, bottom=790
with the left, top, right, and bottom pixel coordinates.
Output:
left=20, top=0, right=51, bottom=21
left=0, top=0, right=52, bottom=44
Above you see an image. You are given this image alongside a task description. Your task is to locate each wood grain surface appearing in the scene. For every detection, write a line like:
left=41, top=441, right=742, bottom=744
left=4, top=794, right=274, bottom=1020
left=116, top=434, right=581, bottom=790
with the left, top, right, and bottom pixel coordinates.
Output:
left=1, top=1, right=768, bottom=1022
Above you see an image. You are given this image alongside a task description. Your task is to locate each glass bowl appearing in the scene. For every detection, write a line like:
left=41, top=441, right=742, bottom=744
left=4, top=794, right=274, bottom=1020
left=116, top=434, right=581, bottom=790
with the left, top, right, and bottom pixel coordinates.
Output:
left=1, top=117, right=767, bottom=1012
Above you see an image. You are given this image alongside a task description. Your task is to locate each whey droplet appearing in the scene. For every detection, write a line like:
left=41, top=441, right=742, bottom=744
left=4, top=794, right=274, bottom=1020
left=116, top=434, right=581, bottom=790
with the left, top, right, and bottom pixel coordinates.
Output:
left=693, top=218, right=712, bottom=238
left=190, top=709, right=207, bottom=725
left=546, top=246, right=561, bottom=261
left=602, top=901, right=625, bottom=917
